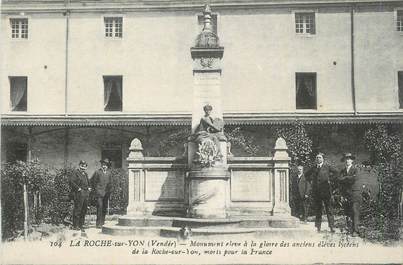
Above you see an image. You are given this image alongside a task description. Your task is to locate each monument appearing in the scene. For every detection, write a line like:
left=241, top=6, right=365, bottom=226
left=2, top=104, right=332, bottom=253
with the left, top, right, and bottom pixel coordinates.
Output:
left=187, top=6, right=229, bottom=218
left=103, top=5, right=297, bottom=237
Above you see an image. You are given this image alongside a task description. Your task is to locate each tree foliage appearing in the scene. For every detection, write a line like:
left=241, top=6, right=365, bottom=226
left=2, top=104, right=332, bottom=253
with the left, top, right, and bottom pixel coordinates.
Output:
left=225, top=127, right=261, bottom=156
left=363, top=125, right=402, bottom=240
left=273, top=122, right=313, bottom=167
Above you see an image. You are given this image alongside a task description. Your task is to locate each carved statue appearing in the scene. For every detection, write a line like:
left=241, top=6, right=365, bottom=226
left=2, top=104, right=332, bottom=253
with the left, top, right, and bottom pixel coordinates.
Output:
left=191, top=104, right=226, bottom=166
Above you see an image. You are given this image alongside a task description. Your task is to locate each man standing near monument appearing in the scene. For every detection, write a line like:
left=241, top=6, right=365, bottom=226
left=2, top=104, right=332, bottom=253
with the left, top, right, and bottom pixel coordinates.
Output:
left=91, top=158, right=112, bottom=228
left=338, top=153, right=361, bottom=237
left=291, top=165, right=311, bottom=222
left=306, top=152, right=338, bottom=233
left=70, top=160, right=91, bottom=231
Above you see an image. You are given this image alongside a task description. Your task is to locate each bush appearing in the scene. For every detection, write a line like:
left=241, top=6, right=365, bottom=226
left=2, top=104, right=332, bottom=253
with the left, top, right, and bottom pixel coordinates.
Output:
left=43, top=166, right=75, bottom=225
left=363, top=125, right=402, bottom=241
left=1, top=160, right=130, bottom=240
left=225, top=127, right=261, bottom=156
left=157, top=128, right=190, bottom=156
left=273, top=121, right=313, bottom=167
left=109, top=168, right=128, bottom=214
left=1, top=160, right=54, bottom=240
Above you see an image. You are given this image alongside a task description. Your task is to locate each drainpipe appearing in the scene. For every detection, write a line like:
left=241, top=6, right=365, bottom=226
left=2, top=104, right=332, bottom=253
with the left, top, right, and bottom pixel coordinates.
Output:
left=351, top=5, right=357, bottom=115
left=64, top=0, right=70, bottom=117
left=64, top=1, right=70, bottom=166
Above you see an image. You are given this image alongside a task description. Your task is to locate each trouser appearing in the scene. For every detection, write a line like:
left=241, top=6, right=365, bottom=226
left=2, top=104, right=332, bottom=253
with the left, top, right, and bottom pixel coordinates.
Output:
left=314, top=195, right=334, bottom=230
left=300, top=199, right=310, bottom=221
left=343, top=198, right=361, bottom=233
left=96, top=195, right=109, bottom=227
left=72, top=190, right=89, bottom=229
left=294, top=195, right=310, bottom=221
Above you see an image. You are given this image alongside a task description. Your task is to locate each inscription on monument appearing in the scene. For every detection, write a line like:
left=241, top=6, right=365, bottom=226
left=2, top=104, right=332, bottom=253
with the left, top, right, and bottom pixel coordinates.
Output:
left=144, top=170, right=185, bottom=201
left=231, top=170, right=272, bottom=202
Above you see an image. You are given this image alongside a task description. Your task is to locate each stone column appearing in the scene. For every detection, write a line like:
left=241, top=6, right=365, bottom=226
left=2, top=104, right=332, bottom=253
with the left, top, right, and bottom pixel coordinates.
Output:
left=126, top=138, right=145, bottom=215
left=272, top=137, right=292, bottom=215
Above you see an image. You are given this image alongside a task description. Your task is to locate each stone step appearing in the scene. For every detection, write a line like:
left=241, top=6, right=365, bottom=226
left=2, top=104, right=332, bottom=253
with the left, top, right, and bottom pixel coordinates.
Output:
left=117, top=215, right=299, bottom=229
left=102, top=224, right=314, bottom=238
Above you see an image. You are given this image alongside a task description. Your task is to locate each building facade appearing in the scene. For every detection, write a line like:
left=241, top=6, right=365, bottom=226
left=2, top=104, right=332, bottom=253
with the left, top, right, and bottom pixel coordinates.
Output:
left=1, top=0, right=403, bottom=174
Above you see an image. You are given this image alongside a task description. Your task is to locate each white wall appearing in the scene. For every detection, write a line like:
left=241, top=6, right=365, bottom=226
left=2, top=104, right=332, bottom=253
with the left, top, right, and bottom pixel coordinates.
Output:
left=1, top=5, right=402, bottom=115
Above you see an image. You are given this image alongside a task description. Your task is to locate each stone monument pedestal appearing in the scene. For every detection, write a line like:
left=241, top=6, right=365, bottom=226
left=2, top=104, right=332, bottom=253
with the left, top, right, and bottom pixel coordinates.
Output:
left=187, top=166, right=229, bottom=218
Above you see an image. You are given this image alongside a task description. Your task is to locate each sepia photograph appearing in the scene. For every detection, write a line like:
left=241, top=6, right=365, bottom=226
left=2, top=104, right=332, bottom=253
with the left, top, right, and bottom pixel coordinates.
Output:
left=0, top=0, right=402, bottom=264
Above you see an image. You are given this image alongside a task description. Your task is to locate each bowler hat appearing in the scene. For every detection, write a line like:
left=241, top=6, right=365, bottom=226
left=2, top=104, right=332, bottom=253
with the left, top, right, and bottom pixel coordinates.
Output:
left=341, top=153, right=355, bottom=161
left=100, top=158, right=111, bottom=165
left=78, top=160, right=88, bottom=166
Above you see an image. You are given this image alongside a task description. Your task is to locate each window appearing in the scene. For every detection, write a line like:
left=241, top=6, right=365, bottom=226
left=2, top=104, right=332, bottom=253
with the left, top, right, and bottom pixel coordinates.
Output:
left=397, top=10, right=403, bottom=32
left=6, top=143, right=27, bottom=163
left=198, top=13, right=218, bottom=35
left=10, top=18, right=28, bottom=39
left=10, top=76, right=27, bottom=111
left=296, top=73, right=317, bottom=109
left=295, top=13, right=315, bottom=34
left=102, top=147, right=122, bottom=168
left=399, top=71, right=403, bottom=108
left=104, top=76, right=122, bottom=111
left=104, top=17, right=122, bottom=38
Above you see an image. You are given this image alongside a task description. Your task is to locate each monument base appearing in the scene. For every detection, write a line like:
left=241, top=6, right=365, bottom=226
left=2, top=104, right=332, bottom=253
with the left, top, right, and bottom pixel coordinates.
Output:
left=188, top=166, right=229, bottom=219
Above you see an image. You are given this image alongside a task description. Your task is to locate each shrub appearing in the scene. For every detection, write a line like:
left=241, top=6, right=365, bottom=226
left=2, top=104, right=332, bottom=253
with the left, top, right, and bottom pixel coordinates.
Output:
left=43, top=166, right=75, bottom=224
left=363, top=125, right=402, bottom=241
left=225, top=127, right=261, bottom=156
left=157, top=128, right=190, bottom=156
left=109, top=168, right=128, bottom=214
left=273, top=122, right=313, bottom=167
left=1, top=160, right=54, bottom=240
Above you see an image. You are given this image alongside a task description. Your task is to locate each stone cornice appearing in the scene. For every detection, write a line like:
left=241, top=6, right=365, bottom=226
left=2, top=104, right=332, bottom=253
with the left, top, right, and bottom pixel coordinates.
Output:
left=1, top=111, right=402, bottom=126
left=1, top=0, right=402, bottom=14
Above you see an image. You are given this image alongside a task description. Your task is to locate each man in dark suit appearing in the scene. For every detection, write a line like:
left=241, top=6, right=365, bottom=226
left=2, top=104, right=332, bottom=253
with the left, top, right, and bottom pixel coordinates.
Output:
left=91, top=158, right=112, bottom=228
left=291, top=165, right=311, bottom=222
left=306, top=152, right=338, bottom=233
left=70, top=160, right=91, bottom=231
left=338, top=153, right=361, bottom=237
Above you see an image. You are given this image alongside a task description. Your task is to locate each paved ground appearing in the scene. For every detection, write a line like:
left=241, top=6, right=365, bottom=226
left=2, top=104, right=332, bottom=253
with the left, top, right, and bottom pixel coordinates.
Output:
left=1, top=221, right=402, bottom=264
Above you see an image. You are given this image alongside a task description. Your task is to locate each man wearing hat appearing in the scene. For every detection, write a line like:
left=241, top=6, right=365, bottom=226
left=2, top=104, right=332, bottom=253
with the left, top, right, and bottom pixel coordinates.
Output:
left=338, top=153, right=361, bottom=237
left=306, top=152, right=338, bottom=233
left=91, top=158, right=112, bottom=228
left=70, top=160, right=91, bottom=231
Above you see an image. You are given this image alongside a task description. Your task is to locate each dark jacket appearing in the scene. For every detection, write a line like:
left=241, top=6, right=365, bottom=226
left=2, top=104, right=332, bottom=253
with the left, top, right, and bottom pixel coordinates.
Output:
left=70, top=169, right=90, bottom=192
left=338, top=165, right=362, bottom=201
left=306, top=164, right=338, bottom=199
left=298, top=174, right=311, bottom=199
left=292, top=173, right=311, bottom=199
left=91, top=169, right=112, bottom=197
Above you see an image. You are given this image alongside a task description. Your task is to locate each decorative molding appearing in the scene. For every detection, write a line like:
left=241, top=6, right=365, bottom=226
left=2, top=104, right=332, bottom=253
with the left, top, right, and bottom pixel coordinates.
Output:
left=1, top=111, right=403, bottom=126
left=2, top=0, right=402, bottom=14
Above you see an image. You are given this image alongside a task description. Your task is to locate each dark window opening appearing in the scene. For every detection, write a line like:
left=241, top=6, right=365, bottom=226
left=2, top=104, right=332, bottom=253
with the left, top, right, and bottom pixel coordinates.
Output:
left=6, top=143, right=27, bottom=163
left=296, top=73, right=317, bottom=109
left=399, top=71, right=403, bottom=109
left=103, top=76, right=122, bottom=111
left=101, top=148, right=122, bottom=169
left=10, top=76, right=27, bottom=111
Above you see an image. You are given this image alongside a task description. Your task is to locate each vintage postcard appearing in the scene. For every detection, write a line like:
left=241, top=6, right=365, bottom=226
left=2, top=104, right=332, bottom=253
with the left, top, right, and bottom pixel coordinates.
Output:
left=1, top=0, right=402, bottom=264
